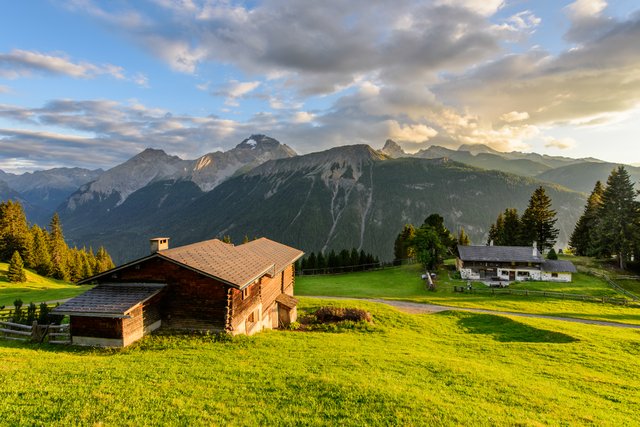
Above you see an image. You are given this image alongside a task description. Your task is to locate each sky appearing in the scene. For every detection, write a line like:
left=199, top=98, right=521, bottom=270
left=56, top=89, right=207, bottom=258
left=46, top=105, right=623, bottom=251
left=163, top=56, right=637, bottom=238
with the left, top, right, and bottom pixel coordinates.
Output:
left=1, top=0, right=640, bottom=173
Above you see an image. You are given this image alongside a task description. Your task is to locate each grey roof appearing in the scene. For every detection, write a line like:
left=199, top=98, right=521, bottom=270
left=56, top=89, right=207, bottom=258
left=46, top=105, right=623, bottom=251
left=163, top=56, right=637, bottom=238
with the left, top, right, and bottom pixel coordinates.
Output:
left=541, top=260, right=578, bottom=273
left=457, top=245, right=543, bottom=263
left=53, top=283, right=166, bottom=317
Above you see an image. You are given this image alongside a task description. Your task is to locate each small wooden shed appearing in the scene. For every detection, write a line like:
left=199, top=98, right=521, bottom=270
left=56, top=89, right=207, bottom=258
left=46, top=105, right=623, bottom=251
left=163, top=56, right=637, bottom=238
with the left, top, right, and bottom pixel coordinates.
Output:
left=54, top=237, right=303, bottom=347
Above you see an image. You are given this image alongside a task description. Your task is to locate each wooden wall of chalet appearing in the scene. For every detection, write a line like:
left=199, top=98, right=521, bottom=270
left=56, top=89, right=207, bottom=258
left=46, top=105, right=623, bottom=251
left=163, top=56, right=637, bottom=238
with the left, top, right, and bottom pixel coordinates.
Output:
left=71, top=316, right=122, bottom=339
left=101, top=258, right=228, bottom=331
left=229, top=264, right=296, bottom=334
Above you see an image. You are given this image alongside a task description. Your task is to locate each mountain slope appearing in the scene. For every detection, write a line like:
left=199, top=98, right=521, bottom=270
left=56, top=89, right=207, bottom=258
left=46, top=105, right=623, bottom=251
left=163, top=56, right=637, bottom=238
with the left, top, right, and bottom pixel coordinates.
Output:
left=536, top=162, right=640, bottom=193
left=64, top=145, right=585, bottom=264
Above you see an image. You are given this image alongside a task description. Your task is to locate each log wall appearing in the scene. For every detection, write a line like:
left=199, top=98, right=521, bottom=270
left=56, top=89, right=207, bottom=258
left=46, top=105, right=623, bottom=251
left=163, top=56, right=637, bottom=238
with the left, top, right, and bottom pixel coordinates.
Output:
left=100, top=258, right=229, bottom=331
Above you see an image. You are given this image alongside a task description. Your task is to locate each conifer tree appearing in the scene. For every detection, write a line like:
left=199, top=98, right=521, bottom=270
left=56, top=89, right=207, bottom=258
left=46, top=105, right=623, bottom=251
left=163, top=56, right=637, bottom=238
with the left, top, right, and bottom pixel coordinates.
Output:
left=48, top=213, right=69, bottom=281
left=502, top=208, right=521, bottom=246
left=569, top=181, right=604, bottom=256
left=546, top=248, right=558, bottom=260
left=593, top=166, right=639, bottom=269
left=7, top=250, right=27, bottom=283
left=95, top=246, right=115, bottom=273
left=30, top=225, right=52, bottom=276
left=487, top=213, right=504, bottom=245
left=0, top=200, right=33, bottom=264
left=394, top=224, right=416, bottom=261
left=457, top=228, right=470, bottom=246
left=520, top=186, right=559, bottom=254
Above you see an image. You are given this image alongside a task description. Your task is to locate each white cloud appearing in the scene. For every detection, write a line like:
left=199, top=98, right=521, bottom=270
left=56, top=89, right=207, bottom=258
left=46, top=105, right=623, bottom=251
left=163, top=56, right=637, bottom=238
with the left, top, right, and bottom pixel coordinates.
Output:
left=0, top=85, right=10, bottom=94
left=292, top=111, right=314, bottom=124
left=436, top=0, right=504, bottom=16
left=566, top=0, right=607, bottom=20
left=0, top=49, right=125, bottom=79
left=543, top=136, right=576, bottom=150
left=387, top=121, right=438, bottom=143
left=500, top=111, right=530, bottom=123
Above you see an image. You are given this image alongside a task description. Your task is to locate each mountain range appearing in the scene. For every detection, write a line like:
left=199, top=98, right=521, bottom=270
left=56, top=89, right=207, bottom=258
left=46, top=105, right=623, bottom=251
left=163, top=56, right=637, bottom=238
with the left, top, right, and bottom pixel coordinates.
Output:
left=1, top=135, right=638, bottom=264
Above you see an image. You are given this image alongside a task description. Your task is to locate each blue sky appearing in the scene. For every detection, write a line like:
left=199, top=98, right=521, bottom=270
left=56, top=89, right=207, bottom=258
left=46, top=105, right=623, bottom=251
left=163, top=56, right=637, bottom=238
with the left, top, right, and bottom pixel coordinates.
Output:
left=1, top=0, right=639, bottom=172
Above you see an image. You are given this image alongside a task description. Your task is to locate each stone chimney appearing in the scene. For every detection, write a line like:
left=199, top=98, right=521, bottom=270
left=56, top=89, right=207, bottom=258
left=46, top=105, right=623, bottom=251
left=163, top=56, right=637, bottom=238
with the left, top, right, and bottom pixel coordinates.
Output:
left=150, top=237, right=170, bottom=253
left=532, top=241, right=537, bottom=256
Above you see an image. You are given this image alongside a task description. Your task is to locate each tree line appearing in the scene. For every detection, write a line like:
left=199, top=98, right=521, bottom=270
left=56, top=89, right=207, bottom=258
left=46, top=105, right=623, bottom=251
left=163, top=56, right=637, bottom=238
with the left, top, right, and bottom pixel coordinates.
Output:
left=299, top=248, right=380, bottom=273
left=0, top=200, right=114, bottom=283
left=569, top=166, right=640, bottom=269
left=486, top=186, right=559, bottom=254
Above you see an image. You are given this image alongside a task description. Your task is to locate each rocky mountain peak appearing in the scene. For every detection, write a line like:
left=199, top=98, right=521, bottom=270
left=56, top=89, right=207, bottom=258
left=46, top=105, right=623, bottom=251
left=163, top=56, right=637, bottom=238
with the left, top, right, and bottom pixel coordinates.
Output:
left=381, top=139, right=406, bottom=158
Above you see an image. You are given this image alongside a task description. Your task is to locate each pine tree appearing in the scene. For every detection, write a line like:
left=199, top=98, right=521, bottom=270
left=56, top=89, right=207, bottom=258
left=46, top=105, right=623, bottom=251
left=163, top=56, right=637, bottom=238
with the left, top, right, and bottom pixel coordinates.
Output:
left=30, top=225, right=52, bottom=276
left=222, top=235, right=232, bottom=244
left=7, top=250, right=27, bottom=283
left=546, top=248, right=558, bottom=260
left=569, top=181, right=604, bottom=256
left=457, top=228, right=470, bottom=246
left=394, top=224, right=416, bottom=261
left=95, top=246, right=115, bottom=273
left=594, top=166, right=639, bottom=269
left=520, top=186, right=559, bottom=254
left=487, top=213, right=504, bottom=245
left=48, top=213, right=69, bottom=281
left=502, top=208, right=521, bottom=246
left=422, top=214, right=456, bottom=252
left=0, top=200, right=33, bottom=264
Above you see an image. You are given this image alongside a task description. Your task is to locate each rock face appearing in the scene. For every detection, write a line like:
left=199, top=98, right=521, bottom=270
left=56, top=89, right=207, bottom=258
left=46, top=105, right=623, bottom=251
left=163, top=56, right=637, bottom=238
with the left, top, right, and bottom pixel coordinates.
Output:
left=380, top=139, right=407, bottom=158
left=62, top=134, right=297, bottom=213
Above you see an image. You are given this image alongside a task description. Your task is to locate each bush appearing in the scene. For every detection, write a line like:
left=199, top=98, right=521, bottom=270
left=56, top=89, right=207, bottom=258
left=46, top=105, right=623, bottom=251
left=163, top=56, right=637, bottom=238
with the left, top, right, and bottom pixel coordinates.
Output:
left=25, top=302, right=37, bottom=324
left=12, top=299, right=23, bottom=323
left=313, top=306, right=372, bottom=323
left=547, top=248, right=558, bottom=260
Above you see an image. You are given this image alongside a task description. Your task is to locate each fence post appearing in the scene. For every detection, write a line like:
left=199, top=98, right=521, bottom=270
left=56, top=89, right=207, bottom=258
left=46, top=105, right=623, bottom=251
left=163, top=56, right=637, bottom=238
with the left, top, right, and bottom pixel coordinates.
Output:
left=30, top=321, right=38, bottom=342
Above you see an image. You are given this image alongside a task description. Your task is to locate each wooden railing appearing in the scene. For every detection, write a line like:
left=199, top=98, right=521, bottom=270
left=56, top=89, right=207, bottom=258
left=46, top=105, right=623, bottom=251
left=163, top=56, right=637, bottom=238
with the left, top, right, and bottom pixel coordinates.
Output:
left=0, top=321, right=70, bottom=344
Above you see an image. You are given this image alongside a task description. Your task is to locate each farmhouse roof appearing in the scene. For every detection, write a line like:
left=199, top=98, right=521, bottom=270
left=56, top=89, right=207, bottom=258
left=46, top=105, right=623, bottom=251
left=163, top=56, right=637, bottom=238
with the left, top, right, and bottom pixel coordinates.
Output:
left=457, top=245, right=543, bottom=263
left=79, top=237, right=304, bottom=290
left=53, top=283, right=165, bottom=318
left=541, top=260, right=577, bottom=273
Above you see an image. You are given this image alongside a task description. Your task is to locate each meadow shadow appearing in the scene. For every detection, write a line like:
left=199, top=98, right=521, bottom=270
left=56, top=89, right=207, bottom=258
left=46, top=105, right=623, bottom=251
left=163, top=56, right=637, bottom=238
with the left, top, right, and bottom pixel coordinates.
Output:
left=456, top=313, right=578, bottom=343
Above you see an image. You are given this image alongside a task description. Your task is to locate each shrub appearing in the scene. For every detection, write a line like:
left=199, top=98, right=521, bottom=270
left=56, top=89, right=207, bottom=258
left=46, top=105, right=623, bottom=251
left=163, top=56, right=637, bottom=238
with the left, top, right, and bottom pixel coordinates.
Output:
left=313, top=306, right=372, bottom=323
left=12, top=299, right=23, bottom=323
left=38, top=303, right=50, bottom=324
left=547, top=248, right=558, bottom=260
left=26, top=302, right=37, bottom=324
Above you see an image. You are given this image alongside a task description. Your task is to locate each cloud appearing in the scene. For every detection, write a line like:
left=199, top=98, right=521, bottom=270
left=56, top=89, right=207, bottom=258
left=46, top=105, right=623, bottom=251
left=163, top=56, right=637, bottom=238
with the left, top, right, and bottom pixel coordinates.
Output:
left=500, top=111, right=530, bottom=123
left=0, top=85, right=10, bottom=94
left=0, top=49, right=124, bottom=79
left=543, top=136, right=576, bottom=150
left=212, top=80, right=261, bottom=106
left=386, top=121, right=438, bottom=143
left=292, top=111, right=314, bottom=124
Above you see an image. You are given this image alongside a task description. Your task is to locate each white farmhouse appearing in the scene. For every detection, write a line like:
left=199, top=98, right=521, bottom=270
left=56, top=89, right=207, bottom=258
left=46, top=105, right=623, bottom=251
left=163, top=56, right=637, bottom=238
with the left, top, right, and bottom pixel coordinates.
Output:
left=456, top=244, right=577, bottom=283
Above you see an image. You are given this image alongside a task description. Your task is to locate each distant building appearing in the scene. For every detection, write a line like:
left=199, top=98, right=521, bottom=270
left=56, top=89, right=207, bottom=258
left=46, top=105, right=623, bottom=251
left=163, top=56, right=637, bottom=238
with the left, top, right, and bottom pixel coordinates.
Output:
left=54, top=237, right=303, bottom=347
left=456, top=243, right=576, bottom=283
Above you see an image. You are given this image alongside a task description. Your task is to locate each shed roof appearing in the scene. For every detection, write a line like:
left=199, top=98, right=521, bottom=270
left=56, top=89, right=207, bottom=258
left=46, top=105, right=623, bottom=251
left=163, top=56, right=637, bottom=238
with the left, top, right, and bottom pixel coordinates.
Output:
left=457, top=245, right=542, bottom=263
left=541, top=260, right=577, bottom=273
left=53, top=283, right=165, bottom=318
left=275, top=293, right=299, bottom=309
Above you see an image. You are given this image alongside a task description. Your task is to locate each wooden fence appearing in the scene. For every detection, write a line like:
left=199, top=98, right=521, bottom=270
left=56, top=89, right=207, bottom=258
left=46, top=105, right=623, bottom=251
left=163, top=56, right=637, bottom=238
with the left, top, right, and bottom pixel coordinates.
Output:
left=452, top=286, right=640, bottom=307
left=0, top=321, right=70, bottom=344
left=586, top=270, right=640, bottom=301
left=297, top=258, right=417, bottom=276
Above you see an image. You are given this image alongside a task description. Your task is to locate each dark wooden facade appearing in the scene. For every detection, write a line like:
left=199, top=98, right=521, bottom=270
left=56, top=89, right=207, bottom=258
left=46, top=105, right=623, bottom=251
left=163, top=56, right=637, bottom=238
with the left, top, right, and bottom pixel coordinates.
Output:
left=68, top=256, right=298, bottom=346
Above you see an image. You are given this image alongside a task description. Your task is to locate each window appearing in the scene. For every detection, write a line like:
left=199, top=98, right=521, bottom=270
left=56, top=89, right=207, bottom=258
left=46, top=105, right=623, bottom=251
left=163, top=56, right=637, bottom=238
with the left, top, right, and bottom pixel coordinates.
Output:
left=551, top=273, right=558, bottom=278
left=247, top=309, right=260, bottom=324
left=242, top=288, right=250, bottom=300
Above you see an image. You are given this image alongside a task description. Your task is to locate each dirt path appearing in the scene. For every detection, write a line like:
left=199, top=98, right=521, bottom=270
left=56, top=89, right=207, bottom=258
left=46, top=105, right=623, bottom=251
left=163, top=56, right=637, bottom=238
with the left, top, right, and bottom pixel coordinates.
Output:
left=304, top=296, right=640, bottom=329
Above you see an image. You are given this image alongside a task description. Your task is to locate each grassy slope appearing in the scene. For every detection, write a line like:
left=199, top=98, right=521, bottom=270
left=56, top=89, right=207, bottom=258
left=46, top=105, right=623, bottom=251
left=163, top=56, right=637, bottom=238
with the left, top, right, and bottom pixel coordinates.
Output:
left=0, top=262, right=91, bottom=307
left=296, top=264, right=640, bottom=325
left=0, top=299, right=638, bottom=425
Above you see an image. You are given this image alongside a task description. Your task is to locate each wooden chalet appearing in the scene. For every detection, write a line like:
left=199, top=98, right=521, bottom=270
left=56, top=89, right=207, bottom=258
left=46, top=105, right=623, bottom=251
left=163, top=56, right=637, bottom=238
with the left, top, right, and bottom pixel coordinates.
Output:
left=54, top=237, right=304, bottom=347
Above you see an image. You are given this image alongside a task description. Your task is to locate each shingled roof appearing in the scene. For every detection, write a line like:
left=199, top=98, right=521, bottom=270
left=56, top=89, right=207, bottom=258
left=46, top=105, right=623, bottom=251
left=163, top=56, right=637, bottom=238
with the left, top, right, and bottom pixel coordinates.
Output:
left=79, top=237, right=304, bottom=290
left=457, top=245, right=543, bottom=263
left=541, top=260, right=578, bottom=273
left=54, top=284, right=165, bottom=318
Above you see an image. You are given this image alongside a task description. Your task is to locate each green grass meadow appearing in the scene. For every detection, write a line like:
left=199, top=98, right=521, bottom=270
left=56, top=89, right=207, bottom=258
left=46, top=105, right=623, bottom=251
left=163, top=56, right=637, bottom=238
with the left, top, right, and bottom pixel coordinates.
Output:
left=0, top=262, right=91, bottom=307
left=296, top=264, right=640, bottom=325
left=1, top=298, right=639, bottom=426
